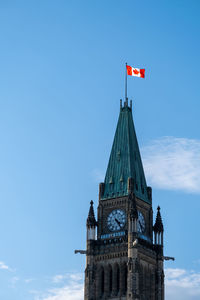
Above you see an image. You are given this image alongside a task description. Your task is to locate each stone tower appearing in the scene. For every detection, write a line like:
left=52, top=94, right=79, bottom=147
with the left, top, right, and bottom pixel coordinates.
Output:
left=84, top=100, right=164, bottom=300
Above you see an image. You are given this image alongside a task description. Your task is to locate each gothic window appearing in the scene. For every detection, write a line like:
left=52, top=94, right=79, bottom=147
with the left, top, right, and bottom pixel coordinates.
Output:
left=98, top=267, right=105, bottom=297
left=96, top=265, right=104, bottom=298
left=108, top=265, right=113, bottom=294
left=120, top=262, right=127, bottom=295
left=116, top=265, right=120, bottom=293
left=101, top=267, right=104, bottom=295
left=102, top=270, right=105, bottom=294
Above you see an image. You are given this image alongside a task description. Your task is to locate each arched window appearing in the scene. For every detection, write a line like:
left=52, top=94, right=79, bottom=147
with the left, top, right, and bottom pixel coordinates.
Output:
left=96, top=266, right=104, bottom=298
left=101, top=267, right=104, bottom=295
left=116, top=265, right=120, bottom=293
left=120, top=263, right=128, bottom=295
left=109, top=265, right=113, bottom=294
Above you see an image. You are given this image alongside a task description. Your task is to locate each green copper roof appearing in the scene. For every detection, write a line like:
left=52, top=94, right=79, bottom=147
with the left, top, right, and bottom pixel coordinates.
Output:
left=101, top=101, right=150, bottom=204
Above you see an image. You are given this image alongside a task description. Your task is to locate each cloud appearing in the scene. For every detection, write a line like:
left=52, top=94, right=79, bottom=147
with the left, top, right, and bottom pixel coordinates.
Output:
left=36, top=273, right=84, bottom=300
left=52, top=273, right=83, bottom=284
left=165, top=268, right=200, bottom=300
left=0, top=261, right=9, bottom=270
left=37, top=283, right=83, bottom=300
left=0, top=261, right=13, bottom=271
left=142, top=136, right=200, bottom=193
left=166, top=268, right=186, bottom=278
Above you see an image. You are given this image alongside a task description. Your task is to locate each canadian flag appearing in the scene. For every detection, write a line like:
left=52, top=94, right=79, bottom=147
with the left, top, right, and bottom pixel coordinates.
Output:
left=126, top=65, right=145, bottom=78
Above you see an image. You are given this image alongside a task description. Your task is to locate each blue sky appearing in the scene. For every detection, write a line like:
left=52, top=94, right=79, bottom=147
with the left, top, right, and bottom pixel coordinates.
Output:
left=0, top=1, right=200, bottom=299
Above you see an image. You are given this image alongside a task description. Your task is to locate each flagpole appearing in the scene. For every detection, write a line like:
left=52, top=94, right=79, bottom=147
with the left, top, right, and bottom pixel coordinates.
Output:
left=125, top=62, right=128, bottom=104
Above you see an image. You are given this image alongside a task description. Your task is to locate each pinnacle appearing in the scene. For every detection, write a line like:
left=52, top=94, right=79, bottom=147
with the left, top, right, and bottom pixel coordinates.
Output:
left=87, top=200, right=96, bottom=227
left=153, top=206, right=164, bottom=232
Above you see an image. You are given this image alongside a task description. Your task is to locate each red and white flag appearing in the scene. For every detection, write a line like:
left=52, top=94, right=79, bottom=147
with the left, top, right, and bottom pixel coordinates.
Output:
left=126, top=65, right=145, bottom=78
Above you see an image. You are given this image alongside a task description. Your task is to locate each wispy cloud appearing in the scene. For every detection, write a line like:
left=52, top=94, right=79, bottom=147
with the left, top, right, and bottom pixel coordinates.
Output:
left=36, top=273, right=83, bottom=300
left=165, top=268, right=200, bottom=300
left=0, top=261, right=9, bottom=270
left=37, top=283, right=83, bottom=300
left=142, top=136, right=200, bottom=193
left=52, top=273, right=83, bottom=284
left=0, top=261, right=13, bottom=271
left=52, top=275, right=66, bottom=284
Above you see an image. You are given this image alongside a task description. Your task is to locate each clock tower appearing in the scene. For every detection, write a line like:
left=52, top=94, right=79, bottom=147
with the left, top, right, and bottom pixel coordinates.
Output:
left=84, top=99, right=165, bottom=300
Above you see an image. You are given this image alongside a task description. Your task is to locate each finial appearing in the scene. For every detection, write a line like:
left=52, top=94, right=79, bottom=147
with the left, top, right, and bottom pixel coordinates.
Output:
left=120, top=99, right=122, bottom=110
left=90, top=200, right=94, bottom=206
left=157, top=206, right=160, bottom=211
left=130, top=100, right=132, bottom=110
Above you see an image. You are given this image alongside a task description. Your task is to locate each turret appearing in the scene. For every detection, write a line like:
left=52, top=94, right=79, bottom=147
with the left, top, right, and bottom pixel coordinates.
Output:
left=86, top=201, right=97, bottom=240
left=153, top=206, right=164, bottom=246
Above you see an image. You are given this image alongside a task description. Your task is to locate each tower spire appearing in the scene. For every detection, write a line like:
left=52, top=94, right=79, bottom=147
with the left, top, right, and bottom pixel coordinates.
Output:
left=101, top=101, right=151, bottom=204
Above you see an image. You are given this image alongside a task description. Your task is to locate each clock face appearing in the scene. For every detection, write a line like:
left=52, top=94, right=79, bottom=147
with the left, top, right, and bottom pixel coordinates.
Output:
left=137, top=211, right=145, bottom=233
left=107, top=209, right=126, bottom=232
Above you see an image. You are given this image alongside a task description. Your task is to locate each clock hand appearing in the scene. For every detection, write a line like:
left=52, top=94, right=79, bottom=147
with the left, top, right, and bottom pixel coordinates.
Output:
left=115, top=218, right=121, bottom=227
